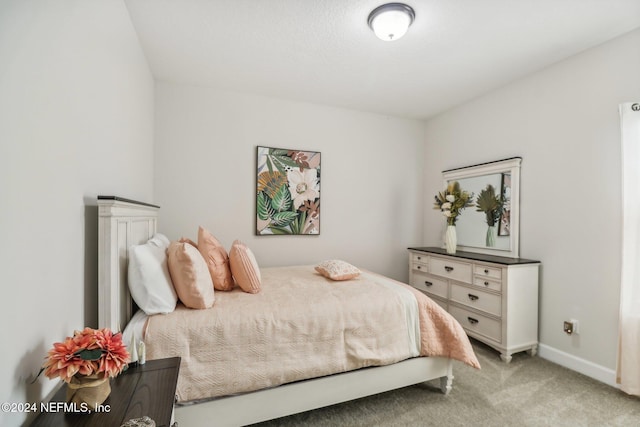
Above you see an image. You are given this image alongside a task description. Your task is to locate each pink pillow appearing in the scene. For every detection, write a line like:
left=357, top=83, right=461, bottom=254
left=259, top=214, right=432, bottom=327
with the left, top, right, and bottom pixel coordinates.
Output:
left=229, top=240, right=261, bottom=294
left=315, top=260, right=360, bottom=281
left=197, top=227, right=235, bottom=291
left=167, top=241, right=215, bottom=309
left=179, top=237, right=197, bottom=247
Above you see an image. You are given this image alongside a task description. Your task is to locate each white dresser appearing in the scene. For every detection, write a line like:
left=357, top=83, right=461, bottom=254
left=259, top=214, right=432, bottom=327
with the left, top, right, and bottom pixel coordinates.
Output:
left=408, top=247, right=540, bottom=363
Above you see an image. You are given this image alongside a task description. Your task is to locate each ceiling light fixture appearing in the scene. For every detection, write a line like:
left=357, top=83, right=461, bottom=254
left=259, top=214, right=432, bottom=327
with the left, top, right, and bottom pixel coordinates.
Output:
left=367, top=3, right=415, bottom=42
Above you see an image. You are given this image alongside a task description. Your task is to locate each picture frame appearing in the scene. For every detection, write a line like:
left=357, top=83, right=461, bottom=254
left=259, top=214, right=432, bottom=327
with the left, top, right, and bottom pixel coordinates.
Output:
left=256, top=146, right=321, bottom=235
left=498, top=172, right=511, bottom=236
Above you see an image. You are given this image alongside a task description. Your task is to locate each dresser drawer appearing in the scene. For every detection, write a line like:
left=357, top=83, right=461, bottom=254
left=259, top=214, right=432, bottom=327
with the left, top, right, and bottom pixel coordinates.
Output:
left=430, top=257, right=472, bottom=284
left=450, top=284, right=501, bottom=317
left=473, top=276, right=502, bottom=292
left=474, top=264, right=502, bottom=280
left=412, top=263, right=428, bottom=274
left=450, top=305, right=502, bottom=343
left=411, top=252, right=429, bottom=265
left=410, top=272, right=448, bottom=299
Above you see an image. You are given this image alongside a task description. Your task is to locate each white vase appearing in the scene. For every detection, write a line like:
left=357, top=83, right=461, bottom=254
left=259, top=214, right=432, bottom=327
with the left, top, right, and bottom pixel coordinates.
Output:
left=445, top=225, right=457, bottom=254
left=486, top=225, right=496, bottom=247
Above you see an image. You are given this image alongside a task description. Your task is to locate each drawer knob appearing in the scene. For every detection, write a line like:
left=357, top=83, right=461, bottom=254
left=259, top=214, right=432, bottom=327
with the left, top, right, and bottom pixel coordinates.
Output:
left=417, top=256, right=421, bottom=260
left=416, top=265, right=422, bottom=270
left=467, top=317, right=479, bottom=325
left=425, top=281, right=433, bottom=287
left=445, top=266, right=454, bottom=272
left=484, top=269, right=489, bottom=274
left=484, top=281, right=489, bottom=286
left=468, top=294, right=479, bottom=301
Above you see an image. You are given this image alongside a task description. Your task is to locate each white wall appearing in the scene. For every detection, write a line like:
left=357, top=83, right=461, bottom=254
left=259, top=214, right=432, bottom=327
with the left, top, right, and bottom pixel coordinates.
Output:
left=0, top=1, right=154, bottom=425
left=154, top=82, right=425, bottom=281
left=423, top=29, right=640, bottom=382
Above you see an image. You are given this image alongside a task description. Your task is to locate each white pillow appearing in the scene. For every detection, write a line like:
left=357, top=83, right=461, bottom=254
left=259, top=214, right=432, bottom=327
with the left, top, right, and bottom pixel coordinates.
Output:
left=128, top=233, right=178, bottom=315
left=151, top=232, right=170, bottom=248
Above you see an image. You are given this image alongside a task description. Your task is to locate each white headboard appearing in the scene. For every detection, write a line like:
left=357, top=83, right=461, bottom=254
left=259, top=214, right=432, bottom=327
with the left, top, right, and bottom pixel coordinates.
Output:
left=97, top=196, right=159, bottom=331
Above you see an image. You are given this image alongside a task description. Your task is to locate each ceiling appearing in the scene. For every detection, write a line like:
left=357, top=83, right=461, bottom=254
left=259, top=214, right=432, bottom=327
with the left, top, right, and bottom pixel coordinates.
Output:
left=124, top=0, right=640, bottom=120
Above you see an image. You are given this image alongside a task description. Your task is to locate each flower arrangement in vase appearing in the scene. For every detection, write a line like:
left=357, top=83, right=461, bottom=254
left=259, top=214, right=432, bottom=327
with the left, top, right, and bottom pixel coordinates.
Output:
left=434, top=181, right=474, bottom=254
left=38, top=327, right=130, bottom=410
left=475, top=184, right=505, bottom=247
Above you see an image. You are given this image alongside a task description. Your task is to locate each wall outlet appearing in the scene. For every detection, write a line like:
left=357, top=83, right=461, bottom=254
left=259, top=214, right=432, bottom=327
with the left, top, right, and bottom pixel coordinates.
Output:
left=563, top=319, right=579, bottom=335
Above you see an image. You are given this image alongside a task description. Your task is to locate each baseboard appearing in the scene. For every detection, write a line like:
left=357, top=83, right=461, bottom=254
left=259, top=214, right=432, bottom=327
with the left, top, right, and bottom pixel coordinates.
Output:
left=538, top=344, right=618, bottom=388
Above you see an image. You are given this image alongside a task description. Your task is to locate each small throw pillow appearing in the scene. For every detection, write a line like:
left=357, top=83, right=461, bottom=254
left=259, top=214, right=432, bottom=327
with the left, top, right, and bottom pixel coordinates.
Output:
left=167, top=241, right=215, bottom=309
left=128, top=233, right=178, bottom=315
left=315, top=260, right=360, bottom=281
left=229, top=240, right=261, bottom=294
left=197, top=227, right=235, bottom=291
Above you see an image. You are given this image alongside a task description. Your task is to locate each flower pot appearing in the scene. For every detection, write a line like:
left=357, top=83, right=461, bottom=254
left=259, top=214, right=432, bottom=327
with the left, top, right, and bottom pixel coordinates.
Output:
left=445, top=225, right=457, bottom=254
left=66, top=374, right=111, bottom=410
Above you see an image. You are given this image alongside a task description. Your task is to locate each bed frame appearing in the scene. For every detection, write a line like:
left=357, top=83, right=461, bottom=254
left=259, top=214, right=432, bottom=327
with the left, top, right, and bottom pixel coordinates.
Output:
left=97, top=196, right=454, bottom=426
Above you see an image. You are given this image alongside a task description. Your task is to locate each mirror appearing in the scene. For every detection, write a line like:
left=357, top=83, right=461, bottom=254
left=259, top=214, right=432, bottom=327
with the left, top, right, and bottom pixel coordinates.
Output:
left=442, top=157, right=521, bottom=258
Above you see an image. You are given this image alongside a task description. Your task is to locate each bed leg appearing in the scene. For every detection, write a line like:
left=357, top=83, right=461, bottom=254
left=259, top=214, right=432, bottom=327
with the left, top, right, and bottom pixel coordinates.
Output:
left=439, top=375, right=453, bottom=395
left=439, top=360, right=454, bottom=395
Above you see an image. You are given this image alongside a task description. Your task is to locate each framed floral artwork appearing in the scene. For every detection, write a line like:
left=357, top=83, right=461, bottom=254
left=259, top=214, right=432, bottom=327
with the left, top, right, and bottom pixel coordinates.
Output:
left=498, top=172, right=511, bottom=236
left=256, top=146, right=321, bottom=235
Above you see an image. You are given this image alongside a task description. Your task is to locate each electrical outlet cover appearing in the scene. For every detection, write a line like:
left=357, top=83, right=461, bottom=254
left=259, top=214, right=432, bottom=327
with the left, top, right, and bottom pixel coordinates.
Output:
left=563, top=321, right=574, bottom=334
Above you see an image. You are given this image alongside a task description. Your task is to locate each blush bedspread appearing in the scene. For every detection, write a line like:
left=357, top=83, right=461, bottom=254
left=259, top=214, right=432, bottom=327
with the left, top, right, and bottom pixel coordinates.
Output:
left=143, top=265, right=480, bottom=403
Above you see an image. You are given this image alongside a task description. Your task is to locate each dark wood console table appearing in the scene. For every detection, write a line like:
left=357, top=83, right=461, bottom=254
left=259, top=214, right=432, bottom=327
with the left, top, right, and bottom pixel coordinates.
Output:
left=31, top=357, right=180, bottom=427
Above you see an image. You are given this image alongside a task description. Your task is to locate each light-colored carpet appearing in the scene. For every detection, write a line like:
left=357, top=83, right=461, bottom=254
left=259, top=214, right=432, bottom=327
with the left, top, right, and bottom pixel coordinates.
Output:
left=252, top=340, right=640, bottom=426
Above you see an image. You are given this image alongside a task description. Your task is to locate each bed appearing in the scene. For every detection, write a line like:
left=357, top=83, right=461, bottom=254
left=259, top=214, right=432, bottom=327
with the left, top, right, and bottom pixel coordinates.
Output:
left=97, top=196, right=479, bottom=426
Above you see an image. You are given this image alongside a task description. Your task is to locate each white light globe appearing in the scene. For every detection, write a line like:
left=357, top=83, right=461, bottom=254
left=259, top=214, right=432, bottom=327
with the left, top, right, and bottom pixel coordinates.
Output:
left=371, top=9, right=412, bottom=41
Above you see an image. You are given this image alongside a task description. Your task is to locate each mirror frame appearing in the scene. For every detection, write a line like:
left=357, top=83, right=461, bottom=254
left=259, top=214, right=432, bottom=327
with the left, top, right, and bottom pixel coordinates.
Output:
left=442, top=157, right=522, bottom=258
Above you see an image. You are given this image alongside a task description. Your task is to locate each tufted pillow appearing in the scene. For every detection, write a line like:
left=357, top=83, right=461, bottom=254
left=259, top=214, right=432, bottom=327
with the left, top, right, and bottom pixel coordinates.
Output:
left=167, top=241, right=215, bottom=309
left=315, top=260, right=361, bottom=281
left=197, top=227, right=235, bottom=291
left=128, top=233, right=177, bottom=315
left=229, top=240, right=261, bottom=294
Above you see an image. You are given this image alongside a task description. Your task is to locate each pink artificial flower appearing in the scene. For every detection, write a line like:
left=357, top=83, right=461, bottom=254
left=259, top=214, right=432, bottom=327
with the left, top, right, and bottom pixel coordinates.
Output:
left=42, top=328, right=129, bottom=383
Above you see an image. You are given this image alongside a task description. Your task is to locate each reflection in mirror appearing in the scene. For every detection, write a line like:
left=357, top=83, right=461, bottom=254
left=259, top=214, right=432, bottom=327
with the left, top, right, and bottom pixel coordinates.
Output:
left=442, top=158, right=521, bottom=258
